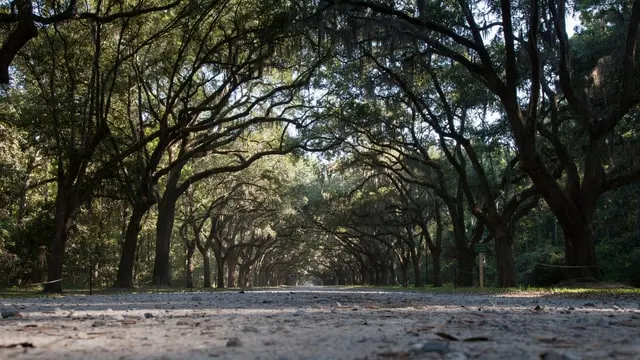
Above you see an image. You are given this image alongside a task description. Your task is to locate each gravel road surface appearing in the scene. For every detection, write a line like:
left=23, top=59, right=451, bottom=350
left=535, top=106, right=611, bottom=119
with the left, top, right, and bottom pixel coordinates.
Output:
left=1, top=286, right=639, bottom=359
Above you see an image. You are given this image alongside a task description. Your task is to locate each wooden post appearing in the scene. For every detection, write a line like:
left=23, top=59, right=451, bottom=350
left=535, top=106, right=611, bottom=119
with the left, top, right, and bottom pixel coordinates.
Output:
left=478, top=252, right=484, bottom=289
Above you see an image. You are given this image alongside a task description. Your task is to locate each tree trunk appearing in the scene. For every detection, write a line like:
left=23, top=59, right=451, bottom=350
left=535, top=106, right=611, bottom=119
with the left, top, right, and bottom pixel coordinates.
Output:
left=215, top=252, right=225, bottom=288
left=185, top=240, right=196, bottom=289
left=493, top=225, right=516, bottom=288
left=227, top=250, right=237, bottom=288
left=43, top=187, right=74, bottom=293
left=431, top=248, right=442, bottom=287
left=238, top=264, right=247, bottom=288
left=400, top=261, right=408, bottom=287
left=494, top=228, right=516, bottom=287
left=152, top=190, right=179, bottom=286
left=564, top=227, right=599, bottom=279
left=455, top=243, right=474, bottom=287
left=409, top=246, right=422, bottom=287
left=114, top=204, right=150, bottom=288
left=201, top=249, right=212, bottom=288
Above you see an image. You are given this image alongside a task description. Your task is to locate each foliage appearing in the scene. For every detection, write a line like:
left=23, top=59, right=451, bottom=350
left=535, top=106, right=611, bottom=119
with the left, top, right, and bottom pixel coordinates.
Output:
left=516, top=245, right=566, bottom=287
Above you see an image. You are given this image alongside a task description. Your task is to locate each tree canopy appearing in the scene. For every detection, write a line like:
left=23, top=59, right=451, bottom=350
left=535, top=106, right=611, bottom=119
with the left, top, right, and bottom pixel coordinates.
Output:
left=1, top=0, right=639, bottom=291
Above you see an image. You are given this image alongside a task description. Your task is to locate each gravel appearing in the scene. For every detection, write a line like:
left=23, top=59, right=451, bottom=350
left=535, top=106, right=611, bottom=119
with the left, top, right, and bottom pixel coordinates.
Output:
left=1, top=286, right=639, bottom=359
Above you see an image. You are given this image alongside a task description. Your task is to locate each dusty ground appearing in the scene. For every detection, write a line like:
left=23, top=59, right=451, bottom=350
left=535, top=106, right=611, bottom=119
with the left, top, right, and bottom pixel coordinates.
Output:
left=1, top=286, right=639, bottom=360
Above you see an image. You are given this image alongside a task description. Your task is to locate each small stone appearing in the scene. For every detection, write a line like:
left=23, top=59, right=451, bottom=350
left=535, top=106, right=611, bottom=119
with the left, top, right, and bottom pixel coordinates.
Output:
left=583, top=302, right=596, bottom=307
left=445, top=352, right=468, bottom=360
left=540, top=350, right=579, bottom=360
left=262, top=300, right=272, bottom=304
left=242, top=325, right=259, bottom=333
left=410, top=341, right=450, bottom=354
left=567, top=306, right=575, bottom=311
left=144, top=313, right=154, bottom=319
left=176, top=320, right=193, bottom=326
left=238, top=290, right=245, bottom=294
left=1, top=310, right=23, bottom=319
left=226, top=337, right=242, bottom=347
left=92, top=320, right=107, bottom=327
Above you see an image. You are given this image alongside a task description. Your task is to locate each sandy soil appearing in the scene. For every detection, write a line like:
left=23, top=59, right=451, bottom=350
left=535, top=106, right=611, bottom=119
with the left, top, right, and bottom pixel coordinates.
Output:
left=1, top=286, right=639, bottom=360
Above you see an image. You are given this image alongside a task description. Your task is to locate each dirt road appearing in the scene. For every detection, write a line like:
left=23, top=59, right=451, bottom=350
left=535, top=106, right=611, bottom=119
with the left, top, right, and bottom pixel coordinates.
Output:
left=1, top=287, right=639, bottom=359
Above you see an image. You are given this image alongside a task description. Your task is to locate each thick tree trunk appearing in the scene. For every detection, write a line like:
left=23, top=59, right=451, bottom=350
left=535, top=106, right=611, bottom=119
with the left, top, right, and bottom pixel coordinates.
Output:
left=564, top=227, right=599, bottom=279
left=399, top=262, right=408, bottom=287
left=201, top=250, right=212, bottom=288
left=493, top=225, right=516, bottom=287
left=114, top=204, right=150, bottom=288
left=456, top=245, right=474, bottom=287
left=430, top=248, right=443, bottom=287
left=238, top=264, right=247, bottom=288
left=215, top=253, right=225, bottom=288
left=152, top=190, right=179, bottom=286
left=410, top=246, right=422, bottom=287
left=368, top=266, right=375, bottom=285
left=227, top=251, right=237, bottom=288
left=43, top=187, right=74, bottom=293
left=185, top=241, right=195, bottom=289
left=43, top=216, right=70, bottom=293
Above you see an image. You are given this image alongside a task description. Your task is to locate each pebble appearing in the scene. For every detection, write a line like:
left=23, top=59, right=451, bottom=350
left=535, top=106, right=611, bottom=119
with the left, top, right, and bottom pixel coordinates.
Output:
left=1, top=310, right=23, bottom=319
left=226, top=337, right=242, bottom=347
left=540, top=350, right=579, bottom=360
left=410, top=341, right=449, bottom=354
left=92, top=320, right=107, bottom=327
left=144, top=312, right=154, bottom=319
left=242, top=325, right=259, bottom=333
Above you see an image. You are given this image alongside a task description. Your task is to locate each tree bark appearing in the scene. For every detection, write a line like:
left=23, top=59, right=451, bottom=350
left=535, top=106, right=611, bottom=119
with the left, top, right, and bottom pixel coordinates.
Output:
left=494, top=227, right=516, bottom=287
left=185, top=242, right=195, bottom=289
left=215, top=251, right=225, bottom=288
left=227, top=249, right=237, bottom=288
left=455, top=244, right=474, bottom=287
left=201, top=249, right=212, bottom=288
left=409, top=246, right=422, bottom=287
left=152, top=162, right=184, bottom=287
left=430, top=248, right=442, bottom=287
left=43, top=185, right=74, bottom=293
left=399, top=261, right=408, bottom=287
left=563, top=226, right=599, bottom=279
left=152, top=189, right=179, bottom=286
left=114, top=203, right=150, bottom=288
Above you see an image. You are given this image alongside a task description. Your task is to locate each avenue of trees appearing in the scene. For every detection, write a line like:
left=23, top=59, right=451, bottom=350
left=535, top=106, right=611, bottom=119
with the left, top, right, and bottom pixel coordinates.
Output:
left=0, top=0, right=639, bottom=291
